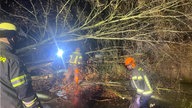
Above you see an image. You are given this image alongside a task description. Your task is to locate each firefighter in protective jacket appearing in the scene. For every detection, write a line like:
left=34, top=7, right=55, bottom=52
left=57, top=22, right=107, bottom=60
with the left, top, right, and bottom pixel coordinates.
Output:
left=125, top=57, right=153, bottom=108
left=0, top=22, right=42, bottom=108
left=64, top=48, right=82, bottom=85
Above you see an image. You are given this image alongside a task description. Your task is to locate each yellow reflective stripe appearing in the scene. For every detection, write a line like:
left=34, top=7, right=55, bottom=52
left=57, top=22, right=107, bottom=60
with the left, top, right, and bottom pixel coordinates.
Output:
left=132, top=76, right=137, bottom=80
left=133, top=80, right=144, bottom=94
left=138, top=68, right=143, bottom=71
left=143, top=75, right=153, bottom=95
left=74, top=56, right=78, bottom=64
left=0, top=56, right=6, bottom=62
left=22, top=97, right=37, bottom=107
left=137, top=89, right=144, bottom=93
left=132, top=76, right=142, bottom=80
left=78, top=56, right=82, bottom=64
left=12, top=80, right=25, bottom=87
left=132, top=80, right=138, bottom=89
left=69, top=56, right=81, bottom=64
left=11, top=75, right=26, bottom=88
left=144, top=75, right=153, bottom=91
left=143, top=91, right=153, bottom=95
left=138, top=76, right=143, bottom=80
left=11, top=74, right=26, bottom=82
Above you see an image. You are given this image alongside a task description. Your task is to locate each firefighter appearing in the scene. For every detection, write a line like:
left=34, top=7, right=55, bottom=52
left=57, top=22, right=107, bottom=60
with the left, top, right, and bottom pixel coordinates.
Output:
left=125, top=57, right=153, bottom=108
left=64, top=48, right=82, bottom=85
left=0, top=22, right=42, bottom=108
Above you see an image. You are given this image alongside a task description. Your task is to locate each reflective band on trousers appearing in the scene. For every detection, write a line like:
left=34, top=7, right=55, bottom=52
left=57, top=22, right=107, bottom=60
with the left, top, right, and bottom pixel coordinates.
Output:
left=11, top=74, right=26, bottom=88
left=22, top=97, right=37, bottom=107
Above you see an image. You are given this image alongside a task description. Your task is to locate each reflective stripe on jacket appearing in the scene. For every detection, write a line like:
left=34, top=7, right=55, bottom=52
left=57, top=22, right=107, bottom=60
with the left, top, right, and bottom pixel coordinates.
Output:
left=69, top=51, right=82, bottom=64
left=0, top=42, right=41, bottom=108
left=131, top=67, right=153, bottom=96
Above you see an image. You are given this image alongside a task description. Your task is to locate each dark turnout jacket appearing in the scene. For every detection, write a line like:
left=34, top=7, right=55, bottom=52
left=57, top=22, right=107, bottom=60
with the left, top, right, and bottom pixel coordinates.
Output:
left=0, top=42, right=41, bottom=108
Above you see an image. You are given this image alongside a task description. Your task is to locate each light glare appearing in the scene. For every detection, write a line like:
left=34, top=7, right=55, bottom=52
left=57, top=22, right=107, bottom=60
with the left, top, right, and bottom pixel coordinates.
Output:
left=57, top=49, right=64, bottom=57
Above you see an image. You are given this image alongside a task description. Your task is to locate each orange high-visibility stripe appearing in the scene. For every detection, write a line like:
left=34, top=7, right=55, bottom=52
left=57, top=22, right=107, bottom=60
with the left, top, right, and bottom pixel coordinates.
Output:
left=75, top=69, right=79, bottom=74
left=74, top=68, right=79, bottom=84
left=74, top=76, right=79, bottom=84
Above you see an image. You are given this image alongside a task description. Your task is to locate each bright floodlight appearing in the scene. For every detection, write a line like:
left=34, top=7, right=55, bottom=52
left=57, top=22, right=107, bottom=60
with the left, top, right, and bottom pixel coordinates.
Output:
left=57, top=49, right=64, bottom=57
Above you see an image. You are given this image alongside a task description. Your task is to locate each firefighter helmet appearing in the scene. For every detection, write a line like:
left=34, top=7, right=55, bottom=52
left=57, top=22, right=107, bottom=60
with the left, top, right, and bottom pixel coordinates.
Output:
left=0, top=22, right=17, bottom=38
left=124, top=57, right=136, bottom=68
